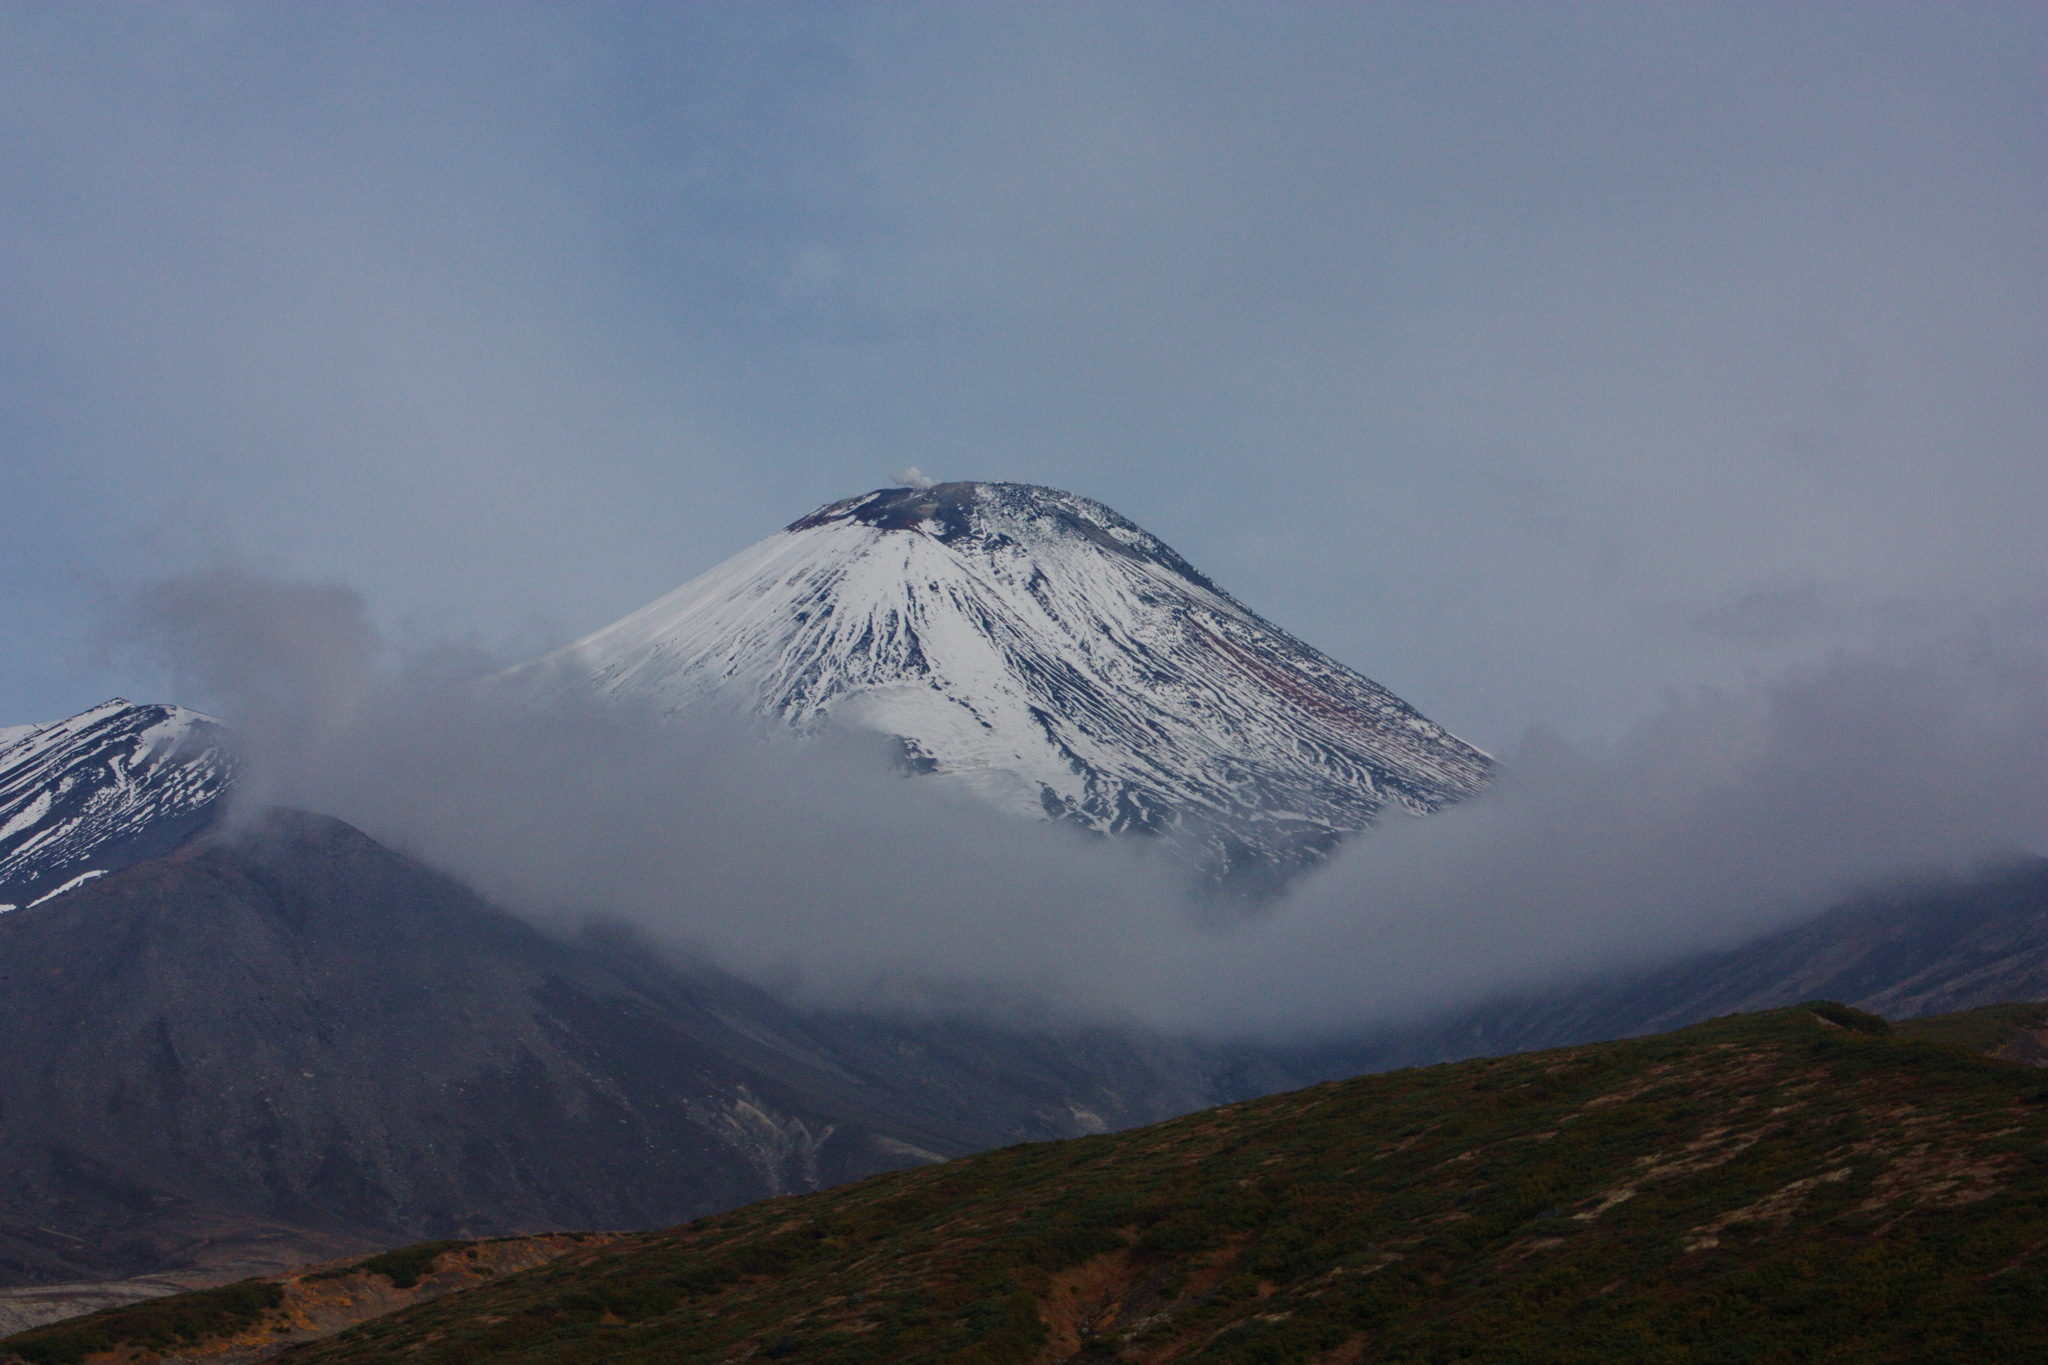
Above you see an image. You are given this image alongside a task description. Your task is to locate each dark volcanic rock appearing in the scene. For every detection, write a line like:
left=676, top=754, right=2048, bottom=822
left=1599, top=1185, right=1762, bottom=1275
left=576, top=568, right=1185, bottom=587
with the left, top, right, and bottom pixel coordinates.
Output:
left=0, top=810, right=1220, bottom=1286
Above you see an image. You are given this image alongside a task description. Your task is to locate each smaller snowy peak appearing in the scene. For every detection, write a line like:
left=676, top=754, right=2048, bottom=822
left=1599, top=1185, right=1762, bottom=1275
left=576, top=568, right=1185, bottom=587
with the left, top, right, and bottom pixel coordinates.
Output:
left=0, top=698, right=234, bottom=910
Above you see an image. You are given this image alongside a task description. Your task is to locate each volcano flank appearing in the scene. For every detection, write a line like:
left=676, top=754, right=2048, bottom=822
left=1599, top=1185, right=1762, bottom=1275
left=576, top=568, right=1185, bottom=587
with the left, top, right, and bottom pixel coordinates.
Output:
left=535, top=481, right=1492, bottom=887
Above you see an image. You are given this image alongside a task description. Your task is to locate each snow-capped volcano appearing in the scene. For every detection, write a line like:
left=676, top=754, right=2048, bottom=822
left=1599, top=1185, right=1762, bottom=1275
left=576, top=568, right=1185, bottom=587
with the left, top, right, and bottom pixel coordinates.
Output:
left=536, top=482, right=1490, bottom=884
left=0, top=699, right=234, bottom=910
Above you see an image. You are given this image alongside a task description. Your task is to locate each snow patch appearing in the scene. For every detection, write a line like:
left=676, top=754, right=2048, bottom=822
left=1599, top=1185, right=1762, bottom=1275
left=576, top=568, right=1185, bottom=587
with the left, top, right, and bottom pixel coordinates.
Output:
left=27, top=868, right=107, bottom=908
left=0, top=724, right=43, bottom=752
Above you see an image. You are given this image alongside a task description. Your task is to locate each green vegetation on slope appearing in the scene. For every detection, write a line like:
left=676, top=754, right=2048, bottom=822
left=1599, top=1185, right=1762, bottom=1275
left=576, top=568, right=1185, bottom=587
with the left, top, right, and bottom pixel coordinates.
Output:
left=343, top=1241, right=480, bottom=1291
left=261, top=1003, right=2048, bottom=1365
left=12, top=1002, right=2048, bottom=1365
left=1893, top=1001, right=2048, bottom=1055
left=0, top=1279, right=282, bottom=1365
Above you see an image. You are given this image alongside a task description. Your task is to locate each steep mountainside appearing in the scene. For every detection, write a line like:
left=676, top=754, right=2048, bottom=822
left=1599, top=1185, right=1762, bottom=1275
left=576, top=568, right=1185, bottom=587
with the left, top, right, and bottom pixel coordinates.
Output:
left=0, top=701, right=231, bottom=910
left=38, top=1004, right=2048, bottom=1364
left=532, top=482, right=1491, bottom=885
left=0, top=811, right=1221, bottom=1288
left=1283, top=858, right=2048, bottom=1078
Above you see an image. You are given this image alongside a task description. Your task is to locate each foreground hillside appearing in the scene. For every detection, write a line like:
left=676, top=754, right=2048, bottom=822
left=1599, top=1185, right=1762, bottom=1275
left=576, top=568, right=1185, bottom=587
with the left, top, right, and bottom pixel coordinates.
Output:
left=19, top=1002, right=2048, bottom=1364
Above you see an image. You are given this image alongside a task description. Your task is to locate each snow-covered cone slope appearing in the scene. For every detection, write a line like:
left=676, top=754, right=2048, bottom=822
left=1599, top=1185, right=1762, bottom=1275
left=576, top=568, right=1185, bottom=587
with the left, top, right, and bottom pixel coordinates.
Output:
left=538, top=482, right=1491, bottom=884
left=0, top=700, right=234, bottom=910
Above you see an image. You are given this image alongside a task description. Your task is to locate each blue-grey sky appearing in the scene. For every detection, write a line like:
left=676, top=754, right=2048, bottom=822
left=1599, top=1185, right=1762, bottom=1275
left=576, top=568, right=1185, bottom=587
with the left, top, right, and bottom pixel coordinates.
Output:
left=4, top=2, right=2042, bottom=749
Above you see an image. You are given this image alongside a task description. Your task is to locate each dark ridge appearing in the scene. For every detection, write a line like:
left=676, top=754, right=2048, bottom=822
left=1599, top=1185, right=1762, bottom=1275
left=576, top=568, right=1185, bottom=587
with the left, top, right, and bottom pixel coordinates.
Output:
left=783, top=482, right=1233, bottom=599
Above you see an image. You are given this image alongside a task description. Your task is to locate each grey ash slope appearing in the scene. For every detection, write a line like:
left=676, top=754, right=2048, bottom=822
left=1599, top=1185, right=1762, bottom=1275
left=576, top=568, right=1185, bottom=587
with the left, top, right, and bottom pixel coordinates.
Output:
left=538, top=482, right=1492, bottom=885
left=0, top=810, right=1222, bottom=1287
left=1263, top=858, right=2048, bottom=1083
left=0, top=700, right=231, bottom=911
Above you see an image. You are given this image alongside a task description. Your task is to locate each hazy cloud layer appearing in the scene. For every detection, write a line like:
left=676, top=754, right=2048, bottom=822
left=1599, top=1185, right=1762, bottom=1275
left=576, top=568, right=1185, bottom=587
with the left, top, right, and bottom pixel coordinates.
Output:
left=125, top=566, right=2046, bottom=1040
